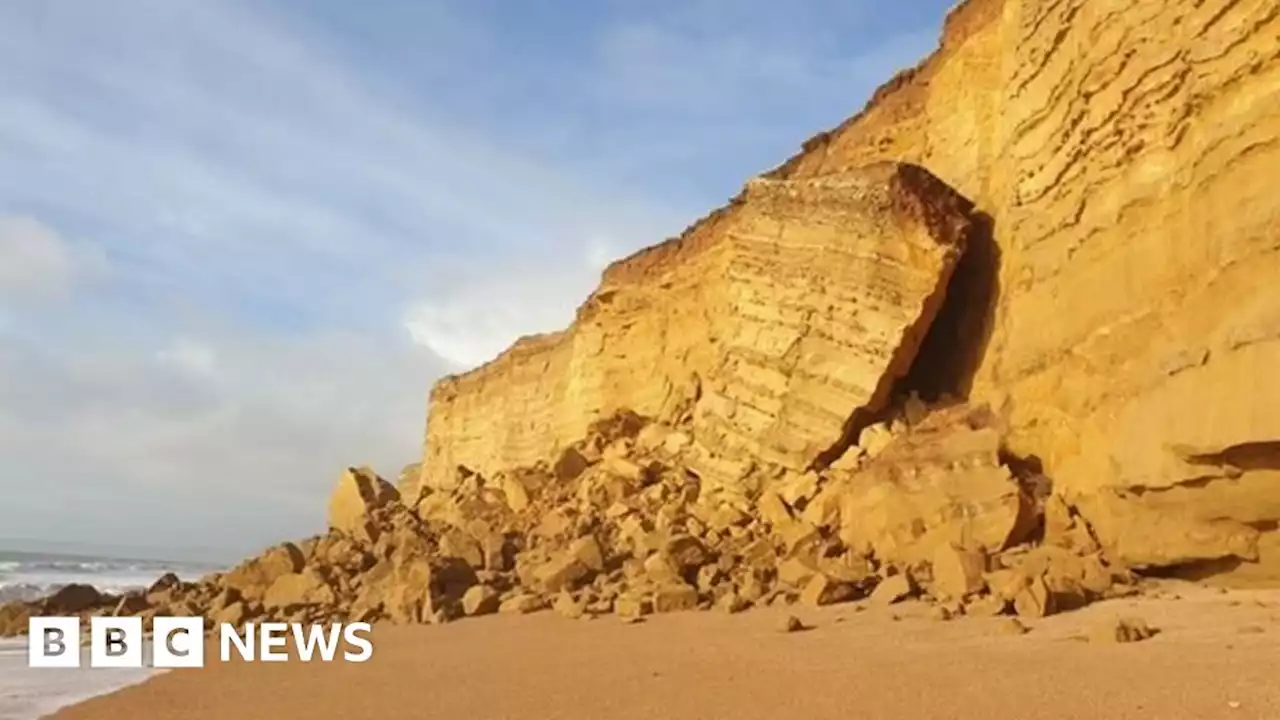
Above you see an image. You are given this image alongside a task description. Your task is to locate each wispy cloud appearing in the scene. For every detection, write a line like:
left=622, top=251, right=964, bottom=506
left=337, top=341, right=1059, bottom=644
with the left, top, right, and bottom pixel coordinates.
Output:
left=0, top=0, right=948, bottom=555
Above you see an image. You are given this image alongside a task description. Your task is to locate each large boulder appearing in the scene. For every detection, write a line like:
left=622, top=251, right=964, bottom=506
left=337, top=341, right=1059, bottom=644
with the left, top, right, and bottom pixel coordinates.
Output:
left=221, top=543, right=307, bottom=602
left=328, top=466, right=401, bottom=544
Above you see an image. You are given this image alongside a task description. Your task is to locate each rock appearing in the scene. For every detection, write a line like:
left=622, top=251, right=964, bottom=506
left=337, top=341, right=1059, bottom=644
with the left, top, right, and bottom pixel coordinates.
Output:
left=499, top=594, right=545, bottom=615
left=870, top=574, right=914, bottom=606
left=222, top=543, right=307, bottom=602
left=614, top=594, right=653, bottom=619
left=328, top=466, right=400, bottom=543
left=964, top=595, right=1008, bottom=617
left=262, top=570, right=337, bottom=611
left=461, top=585, right=500, bottom=617
left=0, top=602, right=32, bottom=637
left=213, top=601, right=250, bottom=627
left=534, top=553, right=592, bottom=594
left=799, top=575, right=856, bottom=607
left=569, top=535, right=606, bottom=573
left=112, top=593, right=150, bottom=617
left=930, top=545, right=987, bottom=601
left=148, top=573, right=181, bottom=596
left=1089, top=618, right=1158, bottom=644
left=716, top=591, right=749, bottom=614
left=652, top=584, right=699, bottom=613
left=553, top=592, right=586, bottom=619
left=858, top=423, right=894, bottom=457
left=776, top=557, right=819, bottom=589
left=779, top=615, right=806, bottom=633
left=439, top=529, right=484, bottom=568
left=554, top=447, right=592, bottom=482
left=43, top=584, right=105, bottom=614
left=1013, top=575, right=1054, bottom=619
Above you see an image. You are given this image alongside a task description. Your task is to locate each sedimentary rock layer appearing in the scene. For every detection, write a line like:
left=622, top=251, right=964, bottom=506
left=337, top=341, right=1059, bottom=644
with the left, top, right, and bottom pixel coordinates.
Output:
left=425, top=163, right=973, bottom=492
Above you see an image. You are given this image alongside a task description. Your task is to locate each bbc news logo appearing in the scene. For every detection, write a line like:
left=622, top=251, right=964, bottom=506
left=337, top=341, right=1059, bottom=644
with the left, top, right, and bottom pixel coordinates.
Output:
left=28, top=617, right=373, bottom=668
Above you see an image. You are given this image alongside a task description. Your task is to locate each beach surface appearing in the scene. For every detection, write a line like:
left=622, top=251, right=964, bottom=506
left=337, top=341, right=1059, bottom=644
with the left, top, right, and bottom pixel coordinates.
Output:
left=48, top=583, right=1280, bottom=720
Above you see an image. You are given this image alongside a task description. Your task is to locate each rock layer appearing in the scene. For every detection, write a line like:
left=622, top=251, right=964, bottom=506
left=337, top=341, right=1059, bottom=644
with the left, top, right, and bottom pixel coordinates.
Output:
left=426, top=163, right=974, bottom=492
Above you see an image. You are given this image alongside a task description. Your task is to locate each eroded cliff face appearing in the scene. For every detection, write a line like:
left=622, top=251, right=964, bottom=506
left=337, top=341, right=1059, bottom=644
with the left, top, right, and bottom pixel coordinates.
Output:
left=426, top=163, right=974, bottom=491
left=423, top=0, right=1280, bottom=579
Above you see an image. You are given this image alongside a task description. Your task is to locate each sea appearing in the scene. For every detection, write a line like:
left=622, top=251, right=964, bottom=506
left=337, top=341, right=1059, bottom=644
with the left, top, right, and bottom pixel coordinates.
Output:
left=0, top=549, right=225, bottom=720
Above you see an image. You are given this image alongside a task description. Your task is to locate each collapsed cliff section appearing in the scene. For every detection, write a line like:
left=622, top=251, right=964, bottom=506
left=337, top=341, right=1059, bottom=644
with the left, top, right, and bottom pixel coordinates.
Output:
left=423, top=162, right=976, bottom=498
left=423, top=0, right=1280, bottom=581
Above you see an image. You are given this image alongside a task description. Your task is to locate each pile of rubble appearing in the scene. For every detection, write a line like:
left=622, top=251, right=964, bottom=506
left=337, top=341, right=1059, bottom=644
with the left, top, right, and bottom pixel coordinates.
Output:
left=0, top=398, right=1138, bottom=637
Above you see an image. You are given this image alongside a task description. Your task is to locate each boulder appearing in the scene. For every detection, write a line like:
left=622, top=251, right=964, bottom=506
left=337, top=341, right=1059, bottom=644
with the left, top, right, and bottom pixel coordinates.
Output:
left=461, top=585, right=500, bottom=617
left=930, top=545, right=987, bottom=601
left=328, top=466, right=400, bottom=543
left=43, top=584, right=105, bottom=614
left=870, top=573, right=914, bottom=606
left=221, top=543, right=306, bottom=602
left=263, top=570, right=337, bottom=611
left=652, top=584, right=699, bottom=613
left=799, top=575, right=856, bottom=607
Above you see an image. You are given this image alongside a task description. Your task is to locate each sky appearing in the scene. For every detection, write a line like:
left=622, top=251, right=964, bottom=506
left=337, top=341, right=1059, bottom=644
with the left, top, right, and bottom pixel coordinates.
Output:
left=0, top=0, right=953, bottom=562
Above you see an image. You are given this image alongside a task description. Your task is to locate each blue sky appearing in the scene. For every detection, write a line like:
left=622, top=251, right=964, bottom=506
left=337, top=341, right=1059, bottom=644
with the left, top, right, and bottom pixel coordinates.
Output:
left=0, top=0, right=952, bottom=560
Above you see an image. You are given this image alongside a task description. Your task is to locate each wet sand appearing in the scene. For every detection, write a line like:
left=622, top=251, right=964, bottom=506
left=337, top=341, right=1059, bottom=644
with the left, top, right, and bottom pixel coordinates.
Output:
left=49, top=583, right=1280, bottom=720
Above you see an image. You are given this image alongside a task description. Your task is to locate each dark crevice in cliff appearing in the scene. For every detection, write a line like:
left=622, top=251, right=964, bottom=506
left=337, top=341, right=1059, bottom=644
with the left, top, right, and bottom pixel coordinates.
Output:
left=897, top=212, right=1002, bottom=402
left=810, top=211, right=1001, bottom=471
left=1183, top=441, right=1280, bottom=472
left=1137, top=557, right=1246, bottom=581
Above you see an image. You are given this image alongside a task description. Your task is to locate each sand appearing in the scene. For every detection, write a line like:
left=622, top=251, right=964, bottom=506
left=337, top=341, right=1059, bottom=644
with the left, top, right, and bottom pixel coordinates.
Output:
left=49, top=583, right=1280, bottom=720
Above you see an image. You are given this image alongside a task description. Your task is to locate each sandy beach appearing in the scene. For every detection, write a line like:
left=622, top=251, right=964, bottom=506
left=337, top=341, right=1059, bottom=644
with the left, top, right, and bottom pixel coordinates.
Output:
left=48, top=583, right=1280, bottom=720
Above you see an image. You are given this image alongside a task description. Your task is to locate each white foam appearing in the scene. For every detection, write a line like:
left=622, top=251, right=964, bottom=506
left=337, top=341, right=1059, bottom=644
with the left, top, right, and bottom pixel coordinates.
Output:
left=0, top=639, right=161, bottom=720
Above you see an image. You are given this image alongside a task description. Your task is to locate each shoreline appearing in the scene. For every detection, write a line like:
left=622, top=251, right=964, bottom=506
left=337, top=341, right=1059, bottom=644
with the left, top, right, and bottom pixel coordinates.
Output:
left=46, top=582, right=1280, bottom=720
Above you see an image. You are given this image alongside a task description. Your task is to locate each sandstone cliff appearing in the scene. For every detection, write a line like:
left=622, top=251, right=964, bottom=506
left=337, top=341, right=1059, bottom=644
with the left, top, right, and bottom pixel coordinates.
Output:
left=420, top=0, right=1280, bottom=580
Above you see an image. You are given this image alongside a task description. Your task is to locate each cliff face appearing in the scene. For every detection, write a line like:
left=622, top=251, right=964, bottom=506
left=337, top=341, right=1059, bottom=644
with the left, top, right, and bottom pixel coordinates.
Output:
left=426, top=163, right=975, bottom=491
left=423, top=0, right=1280, bottom=578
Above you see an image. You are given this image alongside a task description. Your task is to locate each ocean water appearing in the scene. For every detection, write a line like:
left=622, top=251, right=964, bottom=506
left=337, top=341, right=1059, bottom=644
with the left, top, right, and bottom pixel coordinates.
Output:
left=0, top=639, right=160, bottom=720
left=0, top=550, right=224, bottom=719
left=0, top=550, right=223, bottom=604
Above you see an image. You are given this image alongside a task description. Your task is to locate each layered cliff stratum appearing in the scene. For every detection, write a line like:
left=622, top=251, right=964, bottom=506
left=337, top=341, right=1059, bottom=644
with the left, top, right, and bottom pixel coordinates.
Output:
left=424, top=0, right=1280, bottom=582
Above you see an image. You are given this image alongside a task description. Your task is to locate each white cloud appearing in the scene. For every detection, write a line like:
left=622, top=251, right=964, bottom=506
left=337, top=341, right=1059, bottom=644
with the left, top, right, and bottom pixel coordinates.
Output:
left=156, top=339, right=218, bottom=377
left=0, top=216, right=74, bottom=298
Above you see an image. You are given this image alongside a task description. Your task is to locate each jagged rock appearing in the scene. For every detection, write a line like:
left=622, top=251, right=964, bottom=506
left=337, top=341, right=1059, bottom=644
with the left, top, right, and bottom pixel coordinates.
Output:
left=652, top=584, right=699, bottom=613
left=870, top=573, right=914, bottom=606
left=534, top=553, right=593, bottom=594
left=43, top=584, right=106, bottom=614
left=930, top=545, right=987, bottom=601
left=499, top=594, right=545, bottom=615
left=0, top=602, right=31, bottom=636
left=830, top=407, right=1036, bottom=569
left=779, top=615, right=806, bottom=633
left=799, top=575, right=855, bottom=607
left=614, top=594, right=652, bottom=619
left=263, top=570, right=337, bottom=611
left=461, top=585, right=500, bottom=617
left=1012, top=575, right=1053, bottom=619
left=213, top=601, right=250, bottom=627
left=553, top=592, right=586, bottom=619
left=328, top=466, right=400, bottom=543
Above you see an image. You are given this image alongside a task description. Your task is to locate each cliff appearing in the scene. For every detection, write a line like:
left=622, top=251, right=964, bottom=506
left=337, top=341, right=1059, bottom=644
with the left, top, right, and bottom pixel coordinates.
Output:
left=423, top=0, right=1280, bottom=579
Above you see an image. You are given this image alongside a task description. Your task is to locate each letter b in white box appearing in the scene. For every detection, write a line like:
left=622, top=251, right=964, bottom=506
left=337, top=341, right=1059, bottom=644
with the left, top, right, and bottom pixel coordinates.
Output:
left=153, top=617, right=205, bottom=668
left=28, top=617, right=81, bottom=668
left=90, top=617, right=143, bottom=668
